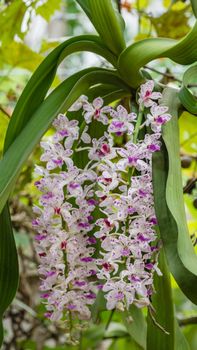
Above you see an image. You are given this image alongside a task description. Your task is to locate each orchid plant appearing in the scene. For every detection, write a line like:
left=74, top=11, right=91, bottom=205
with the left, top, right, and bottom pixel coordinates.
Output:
left=0, top=1, right=197, bottom=349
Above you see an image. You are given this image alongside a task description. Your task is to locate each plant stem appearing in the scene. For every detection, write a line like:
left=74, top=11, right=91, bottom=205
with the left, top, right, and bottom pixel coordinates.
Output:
left=133, top=108, right=144, bottom=143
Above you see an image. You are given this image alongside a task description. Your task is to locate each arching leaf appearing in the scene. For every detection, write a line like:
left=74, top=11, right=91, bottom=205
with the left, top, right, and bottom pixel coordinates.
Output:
left=118, top=22, right=197, bottom=87
left=147, top=249, right=174, bottom=350
left=179, top=64, right=197, bottom=115
left=4, top=35, right=117, bottom=150
left=0, top=68, right=129, bottom=214
left=152, top=87, right=197, bottom=304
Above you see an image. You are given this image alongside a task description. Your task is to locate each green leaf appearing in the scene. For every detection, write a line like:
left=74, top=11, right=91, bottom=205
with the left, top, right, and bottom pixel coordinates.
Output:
left=84, top=324, right=105, bottom=340
left=147, top=249, right=174, bottom=350
left=183, top=325, right=197, bottom=350
left=0, top=0, right=27, bottom=43
left=36, top=0, right=62, bottom=21
left=150, top=5, right=190, bottom=39
left=118, top=22, right=197, bottom=87
left=179, top=64, right=197, bottom=115
left=82, top=322, right=129, bottom=349
left=175, top=320, right=190, bottom=350
left=0, top=204, right=19, bottom=346
left=152, top=87, right=197, bottom=304
left=122, top=305, right=147, bottom=349
left=108, top=337, right=142, bottom=350
left=105, top=322, right=129, bottom=338
left=0, top=68, right=129, bottom=214
left=190, top=0, right=197, bottom=18
left=76, top=0, right=126, bottom=55
left=75, top=0, right=91, bottom=17
left=179, top=111, right=197, bottom=154
left=91, top=290, right=106, bottom=322
left=0, top=112, right=9, bottom=158
left=0, top=41, right=43, bottom=72
left=4, top=35, right=117, bottom=150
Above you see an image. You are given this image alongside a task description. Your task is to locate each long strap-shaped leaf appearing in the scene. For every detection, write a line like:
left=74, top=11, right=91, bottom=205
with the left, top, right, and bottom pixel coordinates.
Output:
left=174, top=320, right=190, bottom=350
left=179, top=64, right=197, bottom=115
left=162, top=88, right=197, bottom=277
left=147, top=249, right=174, bottom=350
left=152, top=88, right=197, bottom=304
left=4, top=35, right=117, bottom=151
left=118, top=22, right=197, bottom=87
left=0, top=204, right=19, bottom=346
left=122, top=305, right=147, bottom=349
left=0, top=68, right=130, bottom=214
left=76, top=0, right=126, bottom=55
left=147, top=249, right=190, bottom=350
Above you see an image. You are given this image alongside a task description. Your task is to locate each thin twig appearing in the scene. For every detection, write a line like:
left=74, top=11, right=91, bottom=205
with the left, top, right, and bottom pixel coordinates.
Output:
left=183, top=178, right=197, bottom=194
left=179, top=317, right=197, bottom=327
left=13, top=299, right=37, bottom=317
left=144, top=66, right=182, bottom=83
left=148, top=307, right=170, bottom=335
left=0, top=105, right=11, bottom=118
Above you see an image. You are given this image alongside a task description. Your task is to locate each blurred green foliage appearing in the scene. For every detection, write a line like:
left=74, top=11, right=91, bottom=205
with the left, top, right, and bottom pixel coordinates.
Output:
left=150, top=5, right=191, bottom=39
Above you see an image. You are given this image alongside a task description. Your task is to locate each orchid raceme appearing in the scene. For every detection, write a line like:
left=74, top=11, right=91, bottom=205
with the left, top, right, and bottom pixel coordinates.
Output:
left=33, top=80, right=172, bottom=337
left=1, top=1, right=197, bottom=348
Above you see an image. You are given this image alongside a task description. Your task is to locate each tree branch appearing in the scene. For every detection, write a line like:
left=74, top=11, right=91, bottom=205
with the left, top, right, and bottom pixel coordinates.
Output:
left=178, top=317, right=197, bottom=327
left=0, top=105, right=11, bottom=118
left=183, top=177, right=197, bottom=194
left=144, top=66, right=182, bottom=83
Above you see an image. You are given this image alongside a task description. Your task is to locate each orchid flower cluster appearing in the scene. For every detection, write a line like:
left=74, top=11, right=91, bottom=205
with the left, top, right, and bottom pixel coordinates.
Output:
left=33, top=80, right=171, bottom=332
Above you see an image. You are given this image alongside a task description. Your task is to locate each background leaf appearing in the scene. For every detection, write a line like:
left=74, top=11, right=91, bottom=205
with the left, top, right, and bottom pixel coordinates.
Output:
left=0, top=42, right=43, bottom=72
left=36, top=0, right=62, bottom=21
left=175, top=320, right=190, bottom=350
left=122, top=305, right=147, bottom=349
left=0, top=0, right=26, bottom=43
left=179, top=111, right=197, bottom=154
left=150, top=5, right=190, bottom=39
